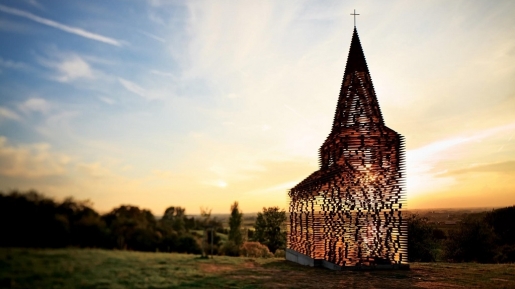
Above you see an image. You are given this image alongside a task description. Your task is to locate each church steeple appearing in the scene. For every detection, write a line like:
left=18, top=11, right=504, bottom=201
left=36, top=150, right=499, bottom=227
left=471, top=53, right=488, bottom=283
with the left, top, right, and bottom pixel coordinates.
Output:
left=330, top=27, right=384, bottom=132
left=344, top=28, right=369, bottom=76
left=288, top=16, right=407, bottom=269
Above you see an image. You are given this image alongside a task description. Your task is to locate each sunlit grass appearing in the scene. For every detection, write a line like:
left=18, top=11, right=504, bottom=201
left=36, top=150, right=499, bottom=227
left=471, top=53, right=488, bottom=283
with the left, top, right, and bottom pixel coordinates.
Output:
left=1, top=248, right=514, bottom=288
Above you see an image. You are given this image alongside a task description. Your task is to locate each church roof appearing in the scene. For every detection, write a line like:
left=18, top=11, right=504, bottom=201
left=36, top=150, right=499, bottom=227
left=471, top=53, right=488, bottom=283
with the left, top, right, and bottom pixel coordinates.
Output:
left=344, top=27, right=369, bottom=76
left=330, top=27, right=384, bottom=132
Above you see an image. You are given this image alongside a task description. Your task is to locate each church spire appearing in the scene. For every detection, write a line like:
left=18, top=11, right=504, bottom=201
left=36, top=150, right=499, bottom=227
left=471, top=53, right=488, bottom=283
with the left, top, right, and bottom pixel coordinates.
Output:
left=343, top=28, right=369, bottom=76
left=331, top=27, right=384, bottom=132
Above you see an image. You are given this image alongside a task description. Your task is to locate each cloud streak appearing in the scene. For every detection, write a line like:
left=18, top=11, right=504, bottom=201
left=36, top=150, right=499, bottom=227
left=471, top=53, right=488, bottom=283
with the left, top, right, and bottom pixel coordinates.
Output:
left=0, top=136, right=70, bottom=178
left=118, top=78, right=164, bottom=100
left=18, top=97, right=50, bottom=114
left=406, top=121, right=515, bottom=197
left=0, top=4, right=123, bottom=47
left=440, top=161, right=515, bottom=176
left=408, top=121, right=515, bottom=165
left=139, top=30, right=166, bottom=43
left=118, top=78, right=148, bottom=99
left=0, top=57, right=30, bottom=70
left=0, top=107, right=21, bottom=121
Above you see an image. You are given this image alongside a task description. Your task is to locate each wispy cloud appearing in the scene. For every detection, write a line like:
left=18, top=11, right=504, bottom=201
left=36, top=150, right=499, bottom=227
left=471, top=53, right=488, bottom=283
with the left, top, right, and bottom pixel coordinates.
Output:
left=150, top=70, right=175, bottom=78
left=18, top=97, right=50, bottom=114
left=39, top=53, right=95, bottom=82
left=0, top=57, right=30, bottom=70
left=24, top=0, right=44, bottom=10
left=98, top=96, right=115, bottom=105
left=408, top=121, right=515, bottom=165
left=118, top=78, right=147, bottom=98
left=0, top=4, right=123, bottom=46
left=118, top=78, right=163, bottom=100
left=245, top=180, right=298, bottom=196
left=440, top=161, right=515, bottom=176
left=54, top=54, right=94, bottom=82
left=139, top=30, right=166, bottom=43
left=407, top=121, right=515, bottom=196
left=76, top=162, right=112, bottom=178
left=0, top=107, right=21, bottom=121
left=0, top=136, right=71, bottom=178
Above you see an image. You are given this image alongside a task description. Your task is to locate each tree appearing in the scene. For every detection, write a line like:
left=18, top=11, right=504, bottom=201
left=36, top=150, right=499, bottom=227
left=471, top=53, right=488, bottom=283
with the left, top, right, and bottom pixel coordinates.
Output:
left=407, top=214, right=439, bottom=262
left=177, top=234, right=202, bottom=254
left=161, top=206, right=186, bottom=232
left=199, top=207, right=212, bottom=258
left=0, top=190, right=108, bottom=249
left=253, top=207, right=286, bottom=253
left=221, top=201, right=244, bottom=256
left=102, top=205, right=159, bottom=251
left=228, top=201, right=243, bottom=246
left=445, top=214, right=497, bottom=263
left=485, top=206, right=515, bottom=262
left=485, top=206, right=515, bottom=245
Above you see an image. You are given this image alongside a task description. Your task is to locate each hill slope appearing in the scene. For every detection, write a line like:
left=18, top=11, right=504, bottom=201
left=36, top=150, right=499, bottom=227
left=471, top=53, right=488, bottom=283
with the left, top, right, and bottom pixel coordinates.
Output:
left=1, top=248, right=514, bottom=288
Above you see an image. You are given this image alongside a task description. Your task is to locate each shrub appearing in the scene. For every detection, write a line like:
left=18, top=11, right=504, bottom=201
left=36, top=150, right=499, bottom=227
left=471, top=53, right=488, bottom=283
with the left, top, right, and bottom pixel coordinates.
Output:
left=176, top=235, right=202, bottom=254
left=274, top=249, right=285, bottom=258
left=496, top=244, right=515, bottom=263
left=485, top=206, right=515, bottom=245
left=407, top=214, right=439, bottom=262
left=220, top=240, right=240, bottom=256
left=445, top=215, right=496, bottom=263
left=240, top=241, right=273, bottom=258
left=253, top=207, right=286, bottom=253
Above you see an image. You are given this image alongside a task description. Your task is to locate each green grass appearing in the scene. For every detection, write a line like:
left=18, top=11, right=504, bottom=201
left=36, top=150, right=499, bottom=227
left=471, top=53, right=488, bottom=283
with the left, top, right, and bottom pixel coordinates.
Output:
left=1, top=248, right=515, bottom=288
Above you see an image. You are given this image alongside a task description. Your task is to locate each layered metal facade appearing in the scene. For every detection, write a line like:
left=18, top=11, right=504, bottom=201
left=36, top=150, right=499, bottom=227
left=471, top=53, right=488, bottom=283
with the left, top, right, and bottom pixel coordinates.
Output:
left=288, top=28, right=407, bottom=268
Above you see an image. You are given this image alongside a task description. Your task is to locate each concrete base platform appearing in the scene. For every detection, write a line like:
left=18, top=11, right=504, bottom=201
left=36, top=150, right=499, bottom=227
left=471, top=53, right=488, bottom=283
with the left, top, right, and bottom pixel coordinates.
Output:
left=285, top=248, right=321, bottom=267
left=285, top=248, right=410, bottom=271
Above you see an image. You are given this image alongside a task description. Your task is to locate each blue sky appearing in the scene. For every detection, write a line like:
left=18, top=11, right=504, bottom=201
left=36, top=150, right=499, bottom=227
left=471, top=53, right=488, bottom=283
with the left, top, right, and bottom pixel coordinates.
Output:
left=1, top=0, right=515, bottom=214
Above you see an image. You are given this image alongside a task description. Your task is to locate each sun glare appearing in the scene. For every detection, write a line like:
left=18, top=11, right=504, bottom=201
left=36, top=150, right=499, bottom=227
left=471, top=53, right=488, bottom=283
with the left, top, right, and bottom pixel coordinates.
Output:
left=217, top=180, right=227, bottom=188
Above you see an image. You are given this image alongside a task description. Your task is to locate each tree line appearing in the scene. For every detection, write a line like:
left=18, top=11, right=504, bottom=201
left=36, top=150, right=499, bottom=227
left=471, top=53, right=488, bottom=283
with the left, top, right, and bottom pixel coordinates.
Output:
left=408, top=206, right=515, bottom=263
left=0, top=190, right=286, bottom=257
left=4, top=189, right=512, bottom=263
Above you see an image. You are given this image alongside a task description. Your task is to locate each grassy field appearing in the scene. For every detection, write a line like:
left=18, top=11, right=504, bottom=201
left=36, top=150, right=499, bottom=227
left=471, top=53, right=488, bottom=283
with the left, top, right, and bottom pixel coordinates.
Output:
left=1, top=248, right=514, bottom=289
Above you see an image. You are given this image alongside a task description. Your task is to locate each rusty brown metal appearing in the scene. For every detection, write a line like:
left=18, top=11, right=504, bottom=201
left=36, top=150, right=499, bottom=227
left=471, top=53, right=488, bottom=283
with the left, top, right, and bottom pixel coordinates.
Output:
left=288, top=27, right=407, bottom=267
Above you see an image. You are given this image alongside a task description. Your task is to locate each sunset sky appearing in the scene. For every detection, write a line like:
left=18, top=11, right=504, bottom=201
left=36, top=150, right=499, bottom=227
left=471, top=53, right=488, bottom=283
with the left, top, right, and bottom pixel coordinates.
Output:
left=1, top=0, right=514, bottom=215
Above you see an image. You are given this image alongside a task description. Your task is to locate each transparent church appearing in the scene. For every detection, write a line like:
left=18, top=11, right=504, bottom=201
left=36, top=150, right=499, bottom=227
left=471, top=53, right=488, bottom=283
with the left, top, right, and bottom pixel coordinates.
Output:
left=286, top=27, right=408, bottom=270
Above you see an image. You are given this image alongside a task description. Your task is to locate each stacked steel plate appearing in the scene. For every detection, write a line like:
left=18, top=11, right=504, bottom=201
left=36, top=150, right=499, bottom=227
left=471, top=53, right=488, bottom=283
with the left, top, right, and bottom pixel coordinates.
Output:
left=288, top=28, right=407, bottom=267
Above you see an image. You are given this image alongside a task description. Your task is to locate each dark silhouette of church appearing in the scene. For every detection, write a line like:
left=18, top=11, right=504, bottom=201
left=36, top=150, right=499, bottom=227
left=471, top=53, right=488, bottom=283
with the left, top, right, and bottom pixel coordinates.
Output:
left=286, top=26, right=407, bottom=269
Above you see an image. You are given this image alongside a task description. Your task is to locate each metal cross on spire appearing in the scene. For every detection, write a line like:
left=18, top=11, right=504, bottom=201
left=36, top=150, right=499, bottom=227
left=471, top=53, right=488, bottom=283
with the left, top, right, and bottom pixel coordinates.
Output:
left=350, top=9, right=360, bottom=27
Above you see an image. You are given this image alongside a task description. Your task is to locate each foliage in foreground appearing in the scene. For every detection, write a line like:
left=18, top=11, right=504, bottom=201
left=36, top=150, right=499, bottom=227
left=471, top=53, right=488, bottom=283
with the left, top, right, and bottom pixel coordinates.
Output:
left=228, top=202, right=244, bottom=248
left=445, top=206, right=515, bottom=263
left=0, top=190, right=204, bottom=254
left=240, top=242, right=273, bottom=258
left=0, top=191, right=289, bottom=258
left=407, top=214, right=441, bottom=262
left=408, top=206, right=515, bottom=263
left=3, top=189, right=514, bottom=264
left=253, top=207, right=287, bottom=253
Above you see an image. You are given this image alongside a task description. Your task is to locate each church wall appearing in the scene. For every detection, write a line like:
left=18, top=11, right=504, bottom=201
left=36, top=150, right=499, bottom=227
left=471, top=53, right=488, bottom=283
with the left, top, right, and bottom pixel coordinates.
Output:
left=287, top=27, right=407, bottom=269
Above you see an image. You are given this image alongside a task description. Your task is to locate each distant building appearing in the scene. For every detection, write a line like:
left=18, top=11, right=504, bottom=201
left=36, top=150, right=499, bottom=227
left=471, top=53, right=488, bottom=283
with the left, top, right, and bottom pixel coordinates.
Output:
left=286, top=26, right=407, bottom=269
